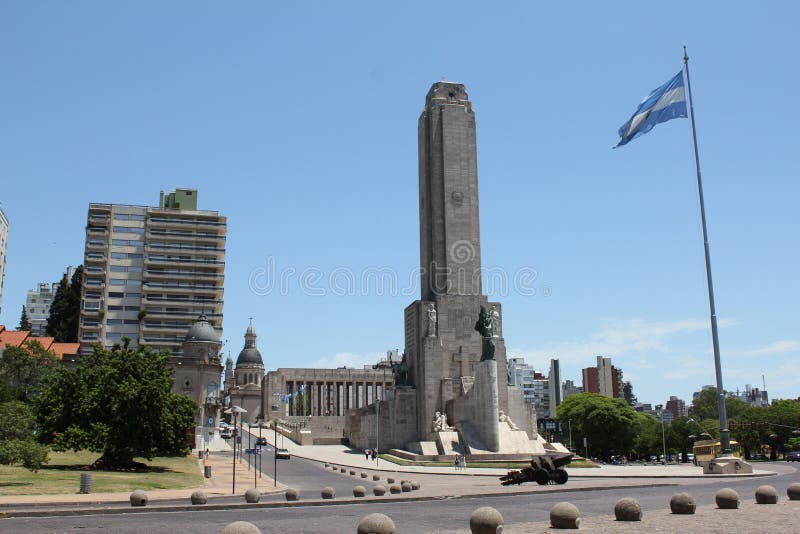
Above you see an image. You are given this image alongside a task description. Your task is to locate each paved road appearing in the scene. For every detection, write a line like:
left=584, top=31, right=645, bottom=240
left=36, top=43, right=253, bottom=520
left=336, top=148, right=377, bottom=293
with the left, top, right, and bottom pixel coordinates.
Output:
left=2, top=463, right=796, bottom=533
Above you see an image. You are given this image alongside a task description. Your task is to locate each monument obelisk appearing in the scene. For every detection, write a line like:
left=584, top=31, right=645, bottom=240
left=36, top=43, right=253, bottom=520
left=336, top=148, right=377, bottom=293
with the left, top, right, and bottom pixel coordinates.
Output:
left=404, top=82, right=534, bottom=449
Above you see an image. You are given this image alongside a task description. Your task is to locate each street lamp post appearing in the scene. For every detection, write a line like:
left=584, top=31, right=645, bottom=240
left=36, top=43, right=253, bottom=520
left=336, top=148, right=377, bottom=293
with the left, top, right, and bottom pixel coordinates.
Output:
left=568, top=419, right=572, bottom=451
left=657, top=411, right=667, bottom=465
left=224, top=405, right=247, bottom=495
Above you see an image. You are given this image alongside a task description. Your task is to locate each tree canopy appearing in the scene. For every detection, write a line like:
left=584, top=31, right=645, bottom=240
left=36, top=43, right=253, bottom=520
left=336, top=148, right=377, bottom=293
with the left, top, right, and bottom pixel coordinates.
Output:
left=0, top=401, right=49, bottom=471
left=690, top=387, right=748, bottom=421
left=555, top=393, right=639, bottom=459
left=46, top=265, right=83, bottom=342
left=0, top=340, right=59, bottom=403
left=19, top=305, right=32, bottom=331
left=35, top=344, right=197, bottom=470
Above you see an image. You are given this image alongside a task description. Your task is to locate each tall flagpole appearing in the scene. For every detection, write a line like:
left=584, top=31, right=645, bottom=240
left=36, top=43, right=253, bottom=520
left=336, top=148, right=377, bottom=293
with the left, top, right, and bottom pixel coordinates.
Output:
left=683, top=46, right=731, bottom=455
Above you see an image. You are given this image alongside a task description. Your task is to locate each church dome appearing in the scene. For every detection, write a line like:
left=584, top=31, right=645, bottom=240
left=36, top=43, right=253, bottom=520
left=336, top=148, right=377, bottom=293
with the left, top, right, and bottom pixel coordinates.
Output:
left=236, top=321, right=263, bottom=367
left=184, top=313, right=219, bottom=343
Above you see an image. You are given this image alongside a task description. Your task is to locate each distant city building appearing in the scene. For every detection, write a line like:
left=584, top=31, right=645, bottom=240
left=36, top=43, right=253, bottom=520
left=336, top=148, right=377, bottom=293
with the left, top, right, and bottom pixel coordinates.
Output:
left=654, top=403, right=674, bottom=423
left=665, top=395, right=687, bottom=419
left=0, top=205, right=8, bottom=316
left=562, top=379, right=583, bottom=398
left=507, top=357, right=550, bottom=417
left=736, top=384, right=769, bottom=407
left=548, top=358, right=563, bottom=416
left=24, top=266, right=76, bottom=336
left=582, top=355, right=621, bottom=398
left=226, top=321, right=265, bottom=424
left=77, top=188, right=226, bottom=355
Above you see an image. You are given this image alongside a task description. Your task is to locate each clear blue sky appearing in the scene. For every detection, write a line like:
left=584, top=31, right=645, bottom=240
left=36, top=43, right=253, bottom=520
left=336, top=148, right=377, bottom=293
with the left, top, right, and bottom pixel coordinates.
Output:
left=1, top=2, right=798, bottom=406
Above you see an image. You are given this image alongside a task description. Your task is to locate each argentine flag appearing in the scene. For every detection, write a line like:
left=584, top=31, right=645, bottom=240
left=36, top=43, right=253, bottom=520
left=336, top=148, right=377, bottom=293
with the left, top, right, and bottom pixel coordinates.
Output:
left=615, top=71, right=687, bottom=147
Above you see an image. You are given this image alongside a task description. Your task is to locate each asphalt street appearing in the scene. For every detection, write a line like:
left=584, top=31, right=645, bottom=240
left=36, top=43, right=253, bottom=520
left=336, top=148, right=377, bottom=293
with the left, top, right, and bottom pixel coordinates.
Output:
left=1, top=463, right=796, bottom=533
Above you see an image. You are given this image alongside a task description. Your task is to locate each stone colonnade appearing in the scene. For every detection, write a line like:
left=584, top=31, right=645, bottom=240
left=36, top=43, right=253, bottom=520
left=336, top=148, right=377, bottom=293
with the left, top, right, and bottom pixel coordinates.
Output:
left=286, top=379, right=392, bottom=416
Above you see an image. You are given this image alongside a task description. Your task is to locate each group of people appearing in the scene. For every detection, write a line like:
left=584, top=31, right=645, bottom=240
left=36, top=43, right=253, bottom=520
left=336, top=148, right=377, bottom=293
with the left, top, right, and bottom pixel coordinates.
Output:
left=453, top=453, right=467, bottom=470
left=364, top=449, right=378, bottom=461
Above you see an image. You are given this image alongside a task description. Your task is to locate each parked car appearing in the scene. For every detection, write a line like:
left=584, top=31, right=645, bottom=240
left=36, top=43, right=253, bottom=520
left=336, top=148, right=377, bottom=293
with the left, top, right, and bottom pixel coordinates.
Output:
left=750, top=453, right=768, bottom=461
left=220, top=429, right=233, bottom=439
left=786, top=451, right=800, bottom=462
left=255, top=437, right=268, bottom=446
left=275, top=448, right=291, bottom=459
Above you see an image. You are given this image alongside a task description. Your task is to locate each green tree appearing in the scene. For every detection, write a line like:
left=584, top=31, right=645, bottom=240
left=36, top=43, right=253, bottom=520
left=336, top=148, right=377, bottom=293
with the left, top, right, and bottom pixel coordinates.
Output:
left=632, top=412, right=662, bottom=458
left=35, top=344, right=197, bottom=470
left=555, top=393, right=639, bottom=460
left=45, top=266, right=83, bottom=342
left=689, top=387, right=748, bottom=421
left=0, top=341, right=59, bottom=402
left=0, top=401, right=49, bottom=471
left=19, top=306, right=32, bottom=331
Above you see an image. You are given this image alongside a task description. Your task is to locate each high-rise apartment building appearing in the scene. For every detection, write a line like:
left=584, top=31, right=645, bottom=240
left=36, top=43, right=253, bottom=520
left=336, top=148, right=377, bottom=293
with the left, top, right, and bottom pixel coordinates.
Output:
left=25, top=266, right=76, bottom=336
left=78, top=189, right=226, bottom=356
left=507, top=357, right=550, bottom=417
left=0, top=205, right=8, bottom=316
left=665, top=395, right=687, bottom=419
left=582, top=355, right=621, bottom=398
left=562, top=379, right=583, bottom=398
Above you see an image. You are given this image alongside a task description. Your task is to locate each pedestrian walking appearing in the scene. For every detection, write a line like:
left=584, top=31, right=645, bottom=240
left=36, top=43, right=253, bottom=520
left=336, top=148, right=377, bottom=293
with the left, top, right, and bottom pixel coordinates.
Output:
left=461, top=455, right=467, bottom=470
left=371, top=449, right=377, bottom=461
left=454, top=454, right=460, bottom=470
left=365, top=449, right=371, bottom=460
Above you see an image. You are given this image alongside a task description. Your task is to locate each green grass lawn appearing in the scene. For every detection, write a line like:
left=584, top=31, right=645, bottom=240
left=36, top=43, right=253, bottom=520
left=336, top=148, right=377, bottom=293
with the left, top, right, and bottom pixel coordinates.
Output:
left=377, top=454, right=598, bottom=469
left=0, top=450, right=203, bottom=496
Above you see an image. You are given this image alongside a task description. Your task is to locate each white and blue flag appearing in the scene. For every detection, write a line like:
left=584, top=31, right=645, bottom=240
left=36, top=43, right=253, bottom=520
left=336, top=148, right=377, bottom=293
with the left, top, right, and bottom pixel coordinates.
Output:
left=615, top=70, right=687, bottom=147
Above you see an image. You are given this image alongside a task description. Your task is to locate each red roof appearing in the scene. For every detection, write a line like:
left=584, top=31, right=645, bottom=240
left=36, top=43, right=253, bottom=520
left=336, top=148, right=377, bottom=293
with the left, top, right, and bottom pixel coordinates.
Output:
left=0, top=330, right=31, bottom=350
left=49, top=342, right=81, bottom=360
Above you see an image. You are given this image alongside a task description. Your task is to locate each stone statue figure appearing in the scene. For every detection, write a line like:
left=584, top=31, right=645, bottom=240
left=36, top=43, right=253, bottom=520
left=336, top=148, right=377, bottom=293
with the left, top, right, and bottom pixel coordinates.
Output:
left=498, top=410, right=518, bottom=430
left=391, top=352, right=410, bottom=387
left=426, top=302, right=437, bottom=337
left=490, top=305, right=500, bottom=337
left=474, top=305, right=495, bottom=361
left=433, top=411, right=452, bottom=432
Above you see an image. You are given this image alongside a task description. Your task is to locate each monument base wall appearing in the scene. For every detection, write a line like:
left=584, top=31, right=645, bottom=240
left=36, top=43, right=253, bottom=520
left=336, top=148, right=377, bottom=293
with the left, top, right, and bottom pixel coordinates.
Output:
left=343, top=387, right=417, bottom=451
left=448, top=359, right=500, bottom=452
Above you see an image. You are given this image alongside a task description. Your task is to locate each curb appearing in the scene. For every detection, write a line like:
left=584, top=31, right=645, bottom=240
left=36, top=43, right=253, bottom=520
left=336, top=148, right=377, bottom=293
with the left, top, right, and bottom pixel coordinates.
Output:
left=0, top=482, right=679, bottom=519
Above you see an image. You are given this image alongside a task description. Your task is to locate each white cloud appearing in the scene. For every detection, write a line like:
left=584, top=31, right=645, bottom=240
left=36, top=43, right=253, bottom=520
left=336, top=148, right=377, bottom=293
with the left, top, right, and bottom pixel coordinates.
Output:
left=309, top=351, right=384, bottom=369
left=509, top=317, right=737, bottom=368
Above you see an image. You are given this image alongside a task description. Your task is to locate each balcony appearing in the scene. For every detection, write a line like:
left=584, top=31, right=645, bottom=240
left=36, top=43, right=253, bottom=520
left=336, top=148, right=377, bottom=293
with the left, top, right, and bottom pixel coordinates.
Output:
left=144, top=255, right=225, bottom=270
left=85, top=254, right=106, bottom=264
left=145, top=309, right=222, bottom=320
left=147, top=216, right=226, bottom=231
left=145, top=269, right=224, bottom=281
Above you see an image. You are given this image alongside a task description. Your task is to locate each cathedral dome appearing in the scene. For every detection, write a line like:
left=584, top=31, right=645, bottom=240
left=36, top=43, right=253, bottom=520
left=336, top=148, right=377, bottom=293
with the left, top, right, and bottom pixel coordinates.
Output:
left=235, top=321, right=263, bottom=367
left=184, top=313, right=219, bottom=343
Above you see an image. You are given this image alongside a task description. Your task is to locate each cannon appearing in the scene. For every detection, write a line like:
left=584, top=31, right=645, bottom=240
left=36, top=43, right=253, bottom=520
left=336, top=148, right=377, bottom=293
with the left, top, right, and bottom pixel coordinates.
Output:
left=499, top=452, right=573, bottom=486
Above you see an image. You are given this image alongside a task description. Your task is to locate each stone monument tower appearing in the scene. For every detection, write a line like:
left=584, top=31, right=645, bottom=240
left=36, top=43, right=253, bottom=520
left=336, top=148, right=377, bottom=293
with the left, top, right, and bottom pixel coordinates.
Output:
left=403, top=81, right=534, bottom=451
left=345, top=81, right=542, bottom=457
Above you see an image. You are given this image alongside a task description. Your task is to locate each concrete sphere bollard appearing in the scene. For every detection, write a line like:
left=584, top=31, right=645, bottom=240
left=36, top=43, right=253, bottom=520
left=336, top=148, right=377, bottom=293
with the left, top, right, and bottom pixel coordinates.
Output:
left=129, top=490, right=148, bottom=507
left=324, top=463, right=330, bottom=468
left=411, top=480, right=420, bottom=490
left=469, top=506, right=504, bottom=534
left=755, top=485, right=779, bottom=504
left=373, top=485, right=386, bottom=496
left=349, top=469, right=356, bottom=476
left=550, top=502, right=581, bottom=529
left=321, top=486, right=335, bottom=499
left=285, top=488, right=299, bottom=501
left=356, top=513, right=397, bottom=534
left=244, top=488, right=260, bottom=503
left=387, top=477, right=395, bottom=484
left=787, top=483, right=800, bottom=500
left=340, top=467, right=347, bottom=473
left=389, top=484, right=402, bottom=494
left=190, top=490, right=208, bottom=505
left=715, top=488, right=740, bottom=509
left=614, top=498, right=642, bottom=521
left=670, top=492, right=696, bottom=514
left=373, top=474, right=381, bottom=481
left=222, top=521, right=261, bottom=534
left=400, top=481, right=412, bottom=492
left=361, top=472, right=368, bottom=478
left=353, top=485, right=367, bottom=498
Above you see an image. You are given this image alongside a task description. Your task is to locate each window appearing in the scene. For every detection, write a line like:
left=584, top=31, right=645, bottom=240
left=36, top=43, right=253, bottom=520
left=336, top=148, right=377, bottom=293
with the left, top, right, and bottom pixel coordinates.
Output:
left=108, top=292, right=124, bottom=298
left=126, top=292, right=141, bottom=298
left=111, top=238, right=144, bottom=246
left=108, top=305, right=123, bottom=311
left=109, top=279, right=126, bottom=285
left=113, top=226, right=145, bottom=234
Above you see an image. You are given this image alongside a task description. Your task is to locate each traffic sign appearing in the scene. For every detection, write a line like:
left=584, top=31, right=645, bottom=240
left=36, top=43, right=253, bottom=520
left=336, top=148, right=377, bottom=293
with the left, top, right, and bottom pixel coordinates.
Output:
left=245, top=448, right=261, bottom=455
